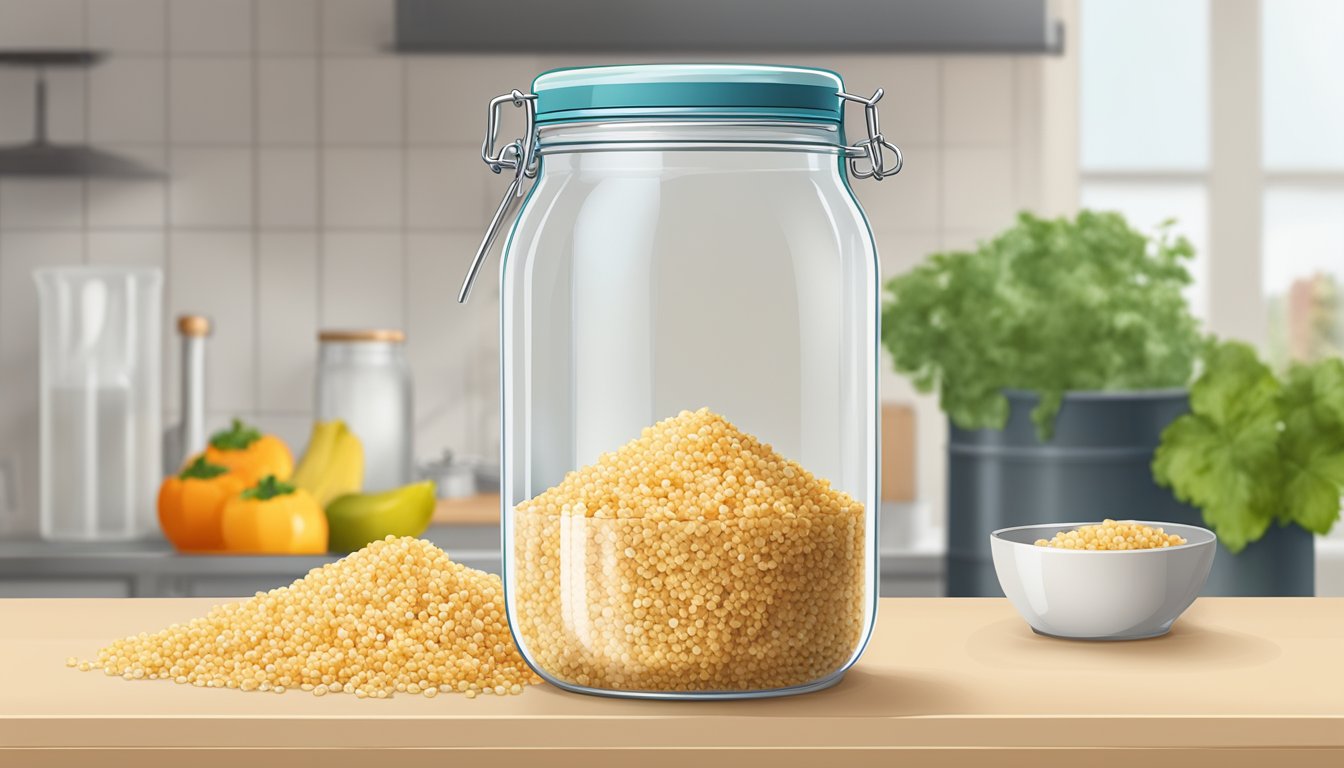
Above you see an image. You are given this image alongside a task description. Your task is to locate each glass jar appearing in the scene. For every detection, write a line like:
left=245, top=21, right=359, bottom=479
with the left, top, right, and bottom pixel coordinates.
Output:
left=34, top=266, right=162, bottom=541
left=460, top=65, right=901, bottom=699
left=316, top=330, right=413, bottom=491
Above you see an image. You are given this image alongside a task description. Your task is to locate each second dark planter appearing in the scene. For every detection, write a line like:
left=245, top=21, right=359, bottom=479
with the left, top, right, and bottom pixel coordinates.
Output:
left=946, top=389, right=1314, bottom=597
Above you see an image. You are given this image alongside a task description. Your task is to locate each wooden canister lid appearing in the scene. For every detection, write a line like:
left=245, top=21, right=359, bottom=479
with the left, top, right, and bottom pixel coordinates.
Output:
left=177, top=315, right=211, bottom=337
left=318, top=329, right=406, bottom=343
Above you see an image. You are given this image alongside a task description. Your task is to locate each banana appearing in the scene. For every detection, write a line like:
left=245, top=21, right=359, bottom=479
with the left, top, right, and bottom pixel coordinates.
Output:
left=325, top=481, right=437, bottom=552
left=291, top=420, right=364, bottom=507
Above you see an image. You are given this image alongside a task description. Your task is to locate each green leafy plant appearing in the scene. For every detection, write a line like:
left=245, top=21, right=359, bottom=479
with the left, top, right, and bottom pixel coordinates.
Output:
left=880, top=211, right=1202, bottom=439
left=1153, top=340, right=1344, bottom=552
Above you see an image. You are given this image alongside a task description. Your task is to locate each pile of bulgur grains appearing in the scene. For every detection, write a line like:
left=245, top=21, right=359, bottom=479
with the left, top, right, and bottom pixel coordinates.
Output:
left=513, top=408, right=866, bottom=693
left=70, top=536, right=542, bottom=698
left=1035, top=519, right=1187, bottom=550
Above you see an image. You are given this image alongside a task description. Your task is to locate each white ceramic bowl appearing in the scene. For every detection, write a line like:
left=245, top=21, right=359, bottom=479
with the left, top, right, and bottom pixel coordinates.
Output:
left=990, top=521, right=1216, bottom=640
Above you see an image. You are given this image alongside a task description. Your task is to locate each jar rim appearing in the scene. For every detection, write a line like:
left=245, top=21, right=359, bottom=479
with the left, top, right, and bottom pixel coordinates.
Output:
left=532, top=64, right=845, bottom=125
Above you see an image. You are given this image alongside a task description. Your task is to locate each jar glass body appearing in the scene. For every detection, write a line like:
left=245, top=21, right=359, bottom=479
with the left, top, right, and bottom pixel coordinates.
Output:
left=316, top=340, right=413, bottom=491
left=500, top=121, right=879, bottom=698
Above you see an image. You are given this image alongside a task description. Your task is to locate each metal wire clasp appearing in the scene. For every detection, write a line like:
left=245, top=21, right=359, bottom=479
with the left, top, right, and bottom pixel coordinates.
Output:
left=459, top=90, right=538, bottom=303
left=839, top=89, right=903, bottom=181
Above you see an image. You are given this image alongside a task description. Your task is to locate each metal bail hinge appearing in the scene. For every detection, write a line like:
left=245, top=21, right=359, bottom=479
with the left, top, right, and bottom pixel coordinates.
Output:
left=459, top=89, right=539, bottom=303
left=839, top=88, right=903, bottom=181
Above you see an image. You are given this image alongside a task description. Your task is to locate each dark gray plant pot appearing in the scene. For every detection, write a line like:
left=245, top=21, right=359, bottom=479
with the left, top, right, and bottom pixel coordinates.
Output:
left=946, top=389, right=1315, bottom=597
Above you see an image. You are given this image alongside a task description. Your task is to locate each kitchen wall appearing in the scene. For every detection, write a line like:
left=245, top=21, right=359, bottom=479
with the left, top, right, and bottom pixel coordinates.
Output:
left=0, top=0, right=1052, bottom=535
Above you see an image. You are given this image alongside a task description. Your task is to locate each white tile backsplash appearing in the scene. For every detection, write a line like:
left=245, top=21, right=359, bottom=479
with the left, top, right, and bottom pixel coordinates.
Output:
left=0, top=0, right=1047, bottom=535
left=169, top=148, right=253, bottom=227
left=406, top=56, right=546, bottom=144
left=89, top=0, right=167, bottom=54
left=942, top=147, right=1017, bottom=230
left=320, top=0, right=394, bottom=55
left=169, top=0, right=253, bottom=54
left=167, top=232, right=255, bottom=413
left=0, top=71, right=30, bottom=144
left=942, top=58, right=1016, bottom=146
left=321, top=232, right=405, bottom=329
left=0, top=0, right=84, bottom=47
left=257, top=232, right=318, bottom=412
left=322, top=58, right=404, bottom=144
left=257, top=58, right=318, bottom=144
left=406, top=232, right=481, bottom=459
left=89, top=58, right=167, bottom=143
left=169, top=58, right=253, bottom=144
left=86, top=230, right=166, bottom=268
left=86, top=146, right=167, bottom=227
left=43, top=69, right=88, bottom=144
left=406, top=147, right=487, bottom=229
left=257, top=0, right=319, bottom=55
left=0, top=180, right=84, bottom=229
left=258, top=148, right=318, bottom=228
left=322, top=148, right=402, bottom=228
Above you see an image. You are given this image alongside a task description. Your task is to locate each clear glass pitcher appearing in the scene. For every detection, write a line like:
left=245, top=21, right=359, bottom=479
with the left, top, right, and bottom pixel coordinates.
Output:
left=460, top=65, right=901, bottom=699
left=34, top=266, right=162, bottom=541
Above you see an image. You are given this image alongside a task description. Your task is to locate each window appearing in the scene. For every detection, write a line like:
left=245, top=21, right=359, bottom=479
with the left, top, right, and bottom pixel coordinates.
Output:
left=1262, top=0, right=1344, bottom=366
left=1078, top=0, right=1210, bottom=319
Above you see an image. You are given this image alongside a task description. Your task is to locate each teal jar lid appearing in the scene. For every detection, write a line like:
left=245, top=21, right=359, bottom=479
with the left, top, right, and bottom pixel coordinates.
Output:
left=532, top=64, right=845, bottom=124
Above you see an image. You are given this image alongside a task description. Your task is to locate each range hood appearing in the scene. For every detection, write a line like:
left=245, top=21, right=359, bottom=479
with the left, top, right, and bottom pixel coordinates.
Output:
left=0, top=51, right=162, bottom=178
left=395, top=0, right=1063, bottom=54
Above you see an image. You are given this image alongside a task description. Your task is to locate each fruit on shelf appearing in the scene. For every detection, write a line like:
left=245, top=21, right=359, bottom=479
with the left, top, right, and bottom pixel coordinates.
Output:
left=157, top=456, right=247, bottom=551
left=221, top=475, right=328, bottom=554
left=291, top=420, right=364, bottom=508
left=325, top=481, right=437, bottom=553
left=202, top=419, right=294, bottom=485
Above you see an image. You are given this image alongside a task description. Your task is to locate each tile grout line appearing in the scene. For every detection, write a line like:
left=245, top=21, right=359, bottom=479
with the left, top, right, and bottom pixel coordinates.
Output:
left=315, top=0, right=326, bottom=340
left=163, top=0, right=175, bottom=419
left=251, top=0, right=261, bottom=418
left=401, top=55, right=411, bottom=344
left=936, top=58, right=946, bottom=248
left=81, top=0, right=91, bottom=264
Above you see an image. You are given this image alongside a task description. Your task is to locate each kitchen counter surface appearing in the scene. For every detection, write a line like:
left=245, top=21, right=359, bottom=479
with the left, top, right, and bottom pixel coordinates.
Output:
left=2, top=598, right=1340, bottom=767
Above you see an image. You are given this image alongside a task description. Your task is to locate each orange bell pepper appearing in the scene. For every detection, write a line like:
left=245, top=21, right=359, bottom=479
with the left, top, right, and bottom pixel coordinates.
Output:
left=157, top=456, right=246, bottom=551
left=203, top=419, right=293, bottom=486
left=221, top=475, right=328, bottom=554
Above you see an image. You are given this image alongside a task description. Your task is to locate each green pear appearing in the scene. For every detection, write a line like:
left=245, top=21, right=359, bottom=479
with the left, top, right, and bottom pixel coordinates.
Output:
left=325, top=481, right=436, bottom=553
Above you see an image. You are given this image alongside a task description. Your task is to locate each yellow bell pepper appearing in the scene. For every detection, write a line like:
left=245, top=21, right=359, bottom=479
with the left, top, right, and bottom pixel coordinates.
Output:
left=221, top=475, right=328, bottom=554
left=157, top=456, right=246, bottom=551
left=203, top=419, right=293, bottom=486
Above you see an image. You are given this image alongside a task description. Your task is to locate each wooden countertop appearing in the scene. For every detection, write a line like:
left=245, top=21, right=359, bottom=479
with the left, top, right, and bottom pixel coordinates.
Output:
left=2, top=597, right=1341, bottom=767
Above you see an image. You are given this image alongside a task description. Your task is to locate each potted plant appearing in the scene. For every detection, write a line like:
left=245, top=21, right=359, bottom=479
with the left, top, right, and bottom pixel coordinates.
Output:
left=1152, top=339, right=1344, bottom=593
left=881, top=210, right=1337, bottom=596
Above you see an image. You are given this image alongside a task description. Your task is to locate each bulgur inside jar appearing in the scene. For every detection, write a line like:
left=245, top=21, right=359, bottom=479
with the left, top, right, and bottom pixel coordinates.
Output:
left=511, top=408, right=866, bottom=693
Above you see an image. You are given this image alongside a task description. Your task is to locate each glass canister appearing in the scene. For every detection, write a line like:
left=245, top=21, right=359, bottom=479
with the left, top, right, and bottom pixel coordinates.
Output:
left=459, top=65, right=901, bottom=699
left=316, top=330, right=413, bottom=491
left=34, top=266, right=162, bottom=540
